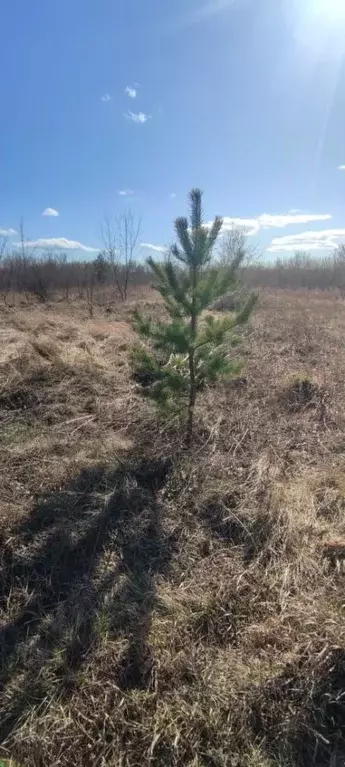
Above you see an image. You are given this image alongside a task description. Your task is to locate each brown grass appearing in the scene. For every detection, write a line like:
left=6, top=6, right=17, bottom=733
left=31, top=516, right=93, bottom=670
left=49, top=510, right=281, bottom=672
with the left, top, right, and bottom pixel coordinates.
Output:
left=1, top=289, right=345, bottom=766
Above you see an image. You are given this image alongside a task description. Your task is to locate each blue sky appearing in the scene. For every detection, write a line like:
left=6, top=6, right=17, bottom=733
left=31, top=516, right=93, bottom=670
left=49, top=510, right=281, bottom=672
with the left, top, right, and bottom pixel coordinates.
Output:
left=1, top=0, right=345, bottom=258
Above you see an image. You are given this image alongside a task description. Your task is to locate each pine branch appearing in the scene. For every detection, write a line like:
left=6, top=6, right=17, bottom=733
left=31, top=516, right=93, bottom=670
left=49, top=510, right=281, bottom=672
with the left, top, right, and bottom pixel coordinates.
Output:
left=233, top=291, right=258, bottom=325
left=195, top=315, right=238, bottom=348
left=147, top=257, right=168, bottom=287
left=195, top=269, right=221, bottom=311
left=164, top=262, right=192, bottom=315
left=171, top=244, right=188, bottom=265
left=190, top=188, right=203, bottom=231
left=175, top=218, right=193, bottom=262
left=132, top=309, right=152, bottom=337
left=192, top=226, right=210, bottom=267
left=207, top=216, right=223, bottom=253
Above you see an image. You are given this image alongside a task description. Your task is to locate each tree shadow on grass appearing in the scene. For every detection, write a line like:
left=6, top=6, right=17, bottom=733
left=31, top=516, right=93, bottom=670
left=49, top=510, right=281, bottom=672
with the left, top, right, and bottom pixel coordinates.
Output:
left=0, top=454, right=173, bottom=747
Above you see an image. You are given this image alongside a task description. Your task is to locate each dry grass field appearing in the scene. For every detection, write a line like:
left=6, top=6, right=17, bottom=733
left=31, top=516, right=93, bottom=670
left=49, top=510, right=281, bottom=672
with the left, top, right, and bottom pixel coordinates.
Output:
left=1, top=288, right=345, bottom=767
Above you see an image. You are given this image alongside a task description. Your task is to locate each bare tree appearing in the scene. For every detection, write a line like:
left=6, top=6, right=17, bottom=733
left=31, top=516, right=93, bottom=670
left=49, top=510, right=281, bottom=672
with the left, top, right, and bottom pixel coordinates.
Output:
left=0, top=236, right=7, bottom=262
left=210, top=225, right=259, bottom=310
left=102, top=207, right=141, bottom=301
left=332, top=244, right=345, bottom=294
left=56, top=253, right=70, bottom=300
left=84, top=263, right=95, bottom=318
left=18, top=218, right=32, bottom=301
left=218, top=225, right=259, bottom=268
left=0, top=236, right=10, bottom=304
left=117, top=208, right=141, bottom=299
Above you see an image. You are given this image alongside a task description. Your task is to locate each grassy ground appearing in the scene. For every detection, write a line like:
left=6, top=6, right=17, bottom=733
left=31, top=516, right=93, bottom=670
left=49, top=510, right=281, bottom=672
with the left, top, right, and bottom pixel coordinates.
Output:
left=1, top=288, right=345, bottom=766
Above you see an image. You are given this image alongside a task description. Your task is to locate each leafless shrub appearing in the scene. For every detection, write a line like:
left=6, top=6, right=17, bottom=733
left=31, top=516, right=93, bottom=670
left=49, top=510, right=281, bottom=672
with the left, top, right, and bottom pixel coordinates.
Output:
left=102, top=207, right=141, bottom=301
left=0, top=250, right=152, bottom=306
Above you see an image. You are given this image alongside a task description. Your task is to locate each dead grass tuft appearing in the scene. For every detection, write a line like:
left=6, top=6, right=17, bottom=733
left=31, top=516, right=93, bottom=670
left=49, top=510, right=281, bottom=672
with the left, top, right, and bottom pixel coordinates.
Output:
left=280, top=373, right=326, bottom=413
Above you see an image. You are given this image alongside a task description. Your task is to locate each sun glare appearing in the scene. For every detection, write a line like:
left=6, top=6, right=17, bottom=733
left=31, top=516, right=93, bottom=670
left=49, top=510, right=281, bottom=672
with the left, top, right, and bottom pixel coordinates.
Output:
left=312, top=0, right=345, bottom=20
left=289, top=0, right=345, bottom=47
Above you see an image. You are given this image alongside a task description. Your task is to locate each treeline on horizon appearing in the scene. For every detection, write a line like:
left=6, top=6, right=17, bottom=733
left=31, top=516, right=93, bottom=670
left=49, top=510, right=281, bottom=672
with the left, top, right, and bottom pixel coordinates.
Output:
left=1, top=235, right=345, bottom=303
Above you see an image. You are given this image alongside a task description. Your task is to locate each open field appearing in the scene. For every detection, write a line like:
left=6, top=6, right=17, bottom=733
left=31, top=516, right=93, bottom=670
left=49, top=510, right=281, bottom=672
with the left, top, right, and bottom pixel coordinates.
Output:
left=1, top=288, right=345, bottom=766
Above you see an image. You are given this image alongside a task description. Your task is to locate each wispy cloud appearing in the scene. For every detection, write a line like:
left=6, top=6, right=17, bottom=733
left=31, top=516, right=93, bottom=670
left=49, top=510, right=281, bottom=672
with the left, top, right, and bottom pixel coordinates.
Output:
left=125, top=86, right=137, bottom=99
left=267, top=229, right=345, bottom=253
left=140, top=243, right=166, bottom=254
left=101, top=93, right=112, bottom=102
left=13, top=237, right=98, bottom=253
left=338, top=165, right=345, bottom=171
left=118, top=189, right=134, bottom=197
left=0, top=228, right=17, bottom=236
left=186, top=0, right=236, bottom=25
left=207, top=212, right=332, bottom=237
left=125, top=111, right=150, bottom=124
left=170, top=192, right=177, bottom=199
left=258, top=212, right=332, bottom=229
left=42, top=207, right=59, bottom=217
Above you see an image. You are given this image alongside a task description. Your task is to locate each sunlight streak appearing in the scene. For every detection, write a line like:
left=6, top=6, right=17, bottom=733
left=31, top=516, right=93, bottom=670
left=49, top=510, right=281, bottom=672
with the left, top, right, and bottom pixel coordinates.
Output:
left=282, top=0, right=345, bottom=193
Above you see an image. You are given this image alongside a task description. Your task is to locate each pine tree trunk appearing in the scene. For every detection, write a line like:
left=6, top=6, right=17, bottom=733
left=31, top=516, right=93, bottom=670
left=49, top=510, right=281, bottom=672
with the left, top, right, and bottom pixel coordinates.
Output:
left=186, top=260, right=197, bottom=446
left=186, top=349, right=196, bottom=446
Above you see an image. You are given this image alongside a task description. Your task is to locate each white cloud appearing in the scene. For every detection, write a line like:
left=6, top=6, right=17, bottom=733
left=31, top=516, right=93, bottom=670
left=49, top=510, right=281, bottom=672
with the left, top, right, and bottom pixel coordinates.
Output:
left=0, top=228, right=17, bottom=236
left=42, top=207, right=59, bottom=217
left=13, top=237, right=98, bottom=253
left=338, top=165, right=345, bottom=171
left=101, top=93, right=112, bottom=102
left=267, top=229, right=345, bottom=253
left=207, top=212, right=332, bottom=237
left=170, top=192, right=177, bottom=199
left=125, top=111, right=150, bottom=124
left=118, top=189, right=134, bottom=196
left=258, top=212, right=331, bottom=229
left=140, top=243, right=166, bottom=254
left=125, top=86, right=137, bottom=99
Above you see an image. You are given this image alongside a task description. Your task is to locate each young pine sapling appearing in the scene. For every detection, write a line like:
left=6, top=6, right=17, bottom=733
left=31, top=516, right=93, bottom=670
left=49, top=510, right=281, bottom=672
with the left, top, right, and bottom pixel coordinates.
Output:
left=132, top=189, right=257, bottom=444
